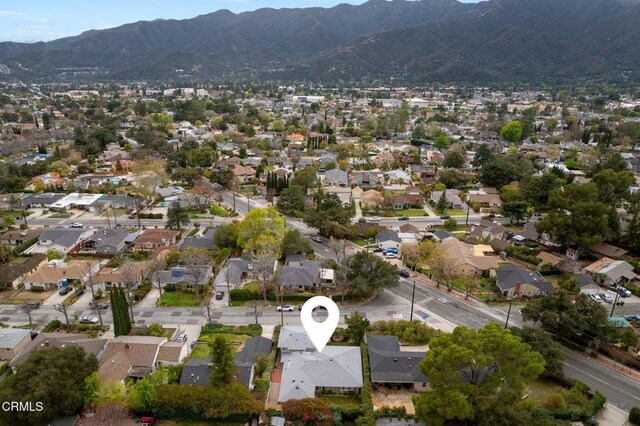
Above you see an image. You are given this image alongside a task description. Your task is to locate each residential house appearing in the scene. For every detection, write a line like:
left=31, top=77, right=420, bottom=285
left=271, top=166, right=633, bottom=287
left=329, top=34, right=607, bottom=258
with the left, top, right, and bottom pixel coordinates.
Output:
left=278, top=259, right=333, bottom=292
left=324, top=186, right=352, bottom=208
left=360, top=189, right=384, bottom=209
left=234, top=336, right=274, bottom=388
left=133, top=229, right=179, bottom=251
left=49, top=193, right=104, bottom=211
left=468, top=193, right=502, bottom=211
left=376, top=230, right=402, bottom=251
left=324, top=169, right=349, bottom=187
left=0, top=328, right=32, bottom=361
left=0, top=254, right=47, bottom=289
left=180, top=228, right=216, bottom=251
left=350, top=171, right=382, bottom=187
left=432, top=230, right=453, bottom=242
left=179, top=358, right=212, bottom=386
left=0, top=193, right=22, bottom=211
left=93, top=262, right=149, bottom=291
left=430, top=190, right=464, bottom=209
left=366, top=334, right=429, bottom=391
left=98, top=336, right=187, bottom=382
left=391, top=193, right=425, bottom=210
left=589, top=242, right=628, bottom=259
left=25, top=227, right=95, bottom=256
left=470, top=220, right=506, bottom=242
left=233, top=164, right=256, bottom=184
left=585, top=258, right=638, bottom=287
left=156, top=265, right=213, bottom=290
left=78, top=229, right=140, bottom=256
left=22, top=260, right=100, bottom=291
left=213, top=257, right=253, bottom=291
left=0, top=229, right=43, bottom=246
left=88, top=194, right=143, bottom=213
left=277, top=327, right=363, bottom=402
left=575, top=273, right=601, bottom=295
left=10, top=333, right=108, bottom=369
left=16, top=193, right=66, bottom=209
left=31, top=172, right=65, bottom=190
left=436, top=237, right=499, bottom=276
left=495, top=263, right=553, bottom=298
left=536, top=252, right=562, bottom=268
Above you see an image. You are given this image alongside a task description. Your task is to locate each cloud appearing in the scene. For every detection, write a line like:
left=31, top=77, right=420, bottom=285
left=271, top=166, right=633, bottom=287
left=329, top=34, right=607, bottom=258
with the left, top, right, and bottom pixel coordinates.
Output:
left=0, top=10, right=23, bottom=17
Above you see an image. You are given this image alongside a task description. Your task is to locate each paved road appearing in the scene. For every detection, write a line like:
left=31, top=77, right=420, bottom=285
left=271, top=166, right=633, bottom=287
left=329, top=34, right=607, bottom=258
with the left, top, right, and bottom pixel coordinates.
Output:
left=563, top=349, right=640, bottom=411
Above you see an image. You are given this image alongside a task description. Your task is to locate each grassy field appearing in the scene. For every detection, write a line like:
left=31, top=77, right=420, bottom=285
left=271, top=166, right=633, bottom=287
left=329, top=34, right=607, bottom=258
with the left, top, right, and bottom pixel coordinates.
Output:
left=210, top=204, right=228, bottom=217
left=394, top=209, right=427, bottom=217
left=525, top=378, right=589, bottom=411
left=190, top=333, right=252, bottom=360
left=0, top=288, right=55, bottom=304
left=157, top=291, right=200, bottom=307
left=446, top=209, right=468, bottom=216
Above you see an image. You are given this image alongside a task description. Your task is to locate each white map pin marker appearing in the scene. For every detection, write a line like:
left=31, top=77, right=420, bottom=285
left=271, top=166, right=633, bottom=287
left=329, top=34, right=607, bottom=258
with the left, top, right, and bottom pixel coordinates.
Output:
left=300, top=296, right=339, bottom=353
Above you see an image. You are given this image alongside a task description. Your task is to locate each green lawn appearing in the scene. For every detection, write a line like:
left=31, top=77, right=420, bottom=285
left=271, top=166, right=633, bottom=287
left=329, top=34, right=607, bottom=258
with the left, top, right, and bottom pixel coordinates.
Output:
left=157, top=291, right=200, bottom=307
left=243, top=281, right=260, bottom=292
left=4, top=211, right=31, bottom=219
left=189, top=343, right=210, bottom=359
left=210, top=204, right=228, bottom=217
left=446, top=209, right=468, bottom=216
left=525, top=378, right=589, bottom=411
left=394, top=209, right=427, bottom=217
left=190, top=333, right=252, bottom=360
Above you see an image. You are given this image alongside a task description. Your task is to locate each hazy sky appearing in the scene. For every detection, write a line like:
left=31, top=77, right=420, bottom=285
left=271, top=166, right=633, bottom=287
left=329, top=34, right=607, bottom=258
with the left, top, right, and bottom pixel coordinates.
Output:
left=0, top=0, right=479, bottom=43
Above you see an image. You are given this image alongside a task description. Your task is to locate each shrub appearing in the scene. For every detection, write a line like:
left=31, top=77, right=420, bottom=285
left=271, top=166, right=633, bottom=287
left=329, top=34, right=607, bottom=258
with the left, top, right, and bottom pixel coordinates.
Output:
left=147, top=323, right=164, bottom=337
left=0, top=361, right=9, bottom=376
left=163, top=284, right=177, bottom=292
left=629, top=407, right=640, bottom=425
left=230, top=288, right=259, bottom=301
left=30, top=285, right=45, bottom=292
left=357, top=343, right=375, bottom=426
left=369, top=320, right=440, bottom=345
left=133, top=282, right=152, bottom=301
left=43, top=320, right=62, bottom=332
left=282, top=398, right=333, bottom=426
left=0, top=283, right=8, bottom=291
left=443, top=218, right=457, bottom=230
left=201, top=323, right=262, bottom=337
left=254, top=378, right=269, bottom=394
left=545, top=392, right=567, bottom=410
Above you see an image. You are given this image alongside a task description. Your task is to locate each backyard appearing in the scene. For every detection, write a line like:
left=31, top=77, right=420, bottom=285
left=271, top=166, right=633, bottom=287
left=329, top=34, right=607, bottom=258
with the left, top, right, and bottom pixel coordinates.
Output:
left=189, top=323, right=262, bottom=360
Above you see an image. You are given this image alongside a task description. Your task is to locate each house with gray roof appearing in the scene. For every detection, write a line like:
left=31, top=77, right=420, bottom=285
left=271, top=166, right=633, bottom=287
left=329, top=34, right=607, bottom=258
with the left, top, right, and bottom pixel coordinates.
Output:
left=366, top=335, right=430, bottom=392
left=179, top=357, right=211, bottom=386
left=575, top=273, right=600, bottom=295
left=78, top=228, right=140, bottom=255
left=157, top=266, right=213, bottom=289
left=15, top=192, right=66, bottom=209
left=324, top=169, right=349, bottom=186
left=25, top=227, right=94, bottom=256
left=11, top=333, right=108, bottom=368
left=180, top=228, right=216, bottom=251
left=0, top=328, right=31, bottom=361
left=495, top=263, right=553, bottom=298
left=277, top=259, right=334, bottom=292
left=277, top=327, right=362, bottom=402
left=213, top=257, right=253, bottom=291
left=376, top=230, right=402, bottom=251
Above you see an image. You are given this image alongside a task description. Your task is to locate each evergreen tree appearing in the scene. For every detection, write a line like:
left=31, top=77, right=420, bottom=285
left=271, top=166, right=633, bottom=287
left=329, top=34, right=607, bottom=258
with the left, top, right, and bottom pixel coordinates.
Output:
left=436, top=189, right=449, bottom=214
left=110, top=287, right=131, bottom=336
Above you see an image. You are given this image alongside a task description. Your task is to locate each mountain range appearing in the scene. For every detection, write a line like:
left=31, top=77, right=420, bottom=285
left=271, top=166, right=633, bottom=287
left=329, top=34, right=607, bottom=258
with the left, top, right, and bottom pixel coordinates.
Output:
left=1, top=0, right=639, bottom=84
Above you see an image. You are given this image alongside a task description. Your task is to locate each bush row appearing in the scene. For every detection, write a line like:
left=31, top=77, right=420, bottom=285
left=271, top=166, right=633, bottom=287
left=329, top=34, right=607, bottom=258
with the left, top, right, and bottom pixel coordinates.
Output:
left=357, top=343, right=375, bottom=426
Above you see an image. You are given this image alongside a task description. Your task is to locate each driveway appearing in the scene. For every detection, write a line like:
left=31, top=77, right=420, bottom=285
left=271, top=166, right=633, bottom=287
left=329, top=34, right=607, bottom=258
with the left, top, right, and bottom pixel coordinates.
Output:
left=73, top=291, right=94, bottom=310
left=137, top=287, right=159, bottom=309
left=42, top=289, right=72, bottom=306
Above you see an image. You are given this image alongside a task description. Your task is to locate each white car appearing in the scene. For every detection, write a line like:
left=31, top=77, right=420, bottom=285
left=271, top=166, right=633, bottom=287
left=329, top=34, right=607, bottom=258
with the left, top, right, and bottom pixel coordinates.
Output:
left=311, top=236, right=323, bottom=243
left=385, top=252, right=398, bottom=259
left=369, top=216, right=381, bottom=222
left=589, top=294, right=603, bottom=304
left=70, top=222, right=83, bottom=228
left=600, top=293, right=614, bottom=303
left=277, top=304, right=296, bottom=312
left=79, top=315, right=99, bottom=324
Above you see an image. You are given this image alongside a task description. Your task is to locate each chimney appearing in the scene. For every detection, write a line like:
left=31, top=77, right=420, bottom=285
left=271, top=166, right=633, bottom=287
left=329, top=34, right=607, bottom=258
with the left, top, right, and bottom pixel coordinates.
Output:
left=44, top=341, right=50, bottom=348
left=124, top=343, right=130, bottom=350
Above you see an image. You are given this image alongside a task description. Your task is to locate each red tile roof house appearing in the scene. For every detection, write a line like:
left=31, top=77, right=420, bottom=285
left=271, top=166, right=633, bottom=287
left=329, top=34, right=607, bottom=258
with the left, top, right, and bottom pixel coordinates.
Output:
left=133, top=229, right=179, bottom=251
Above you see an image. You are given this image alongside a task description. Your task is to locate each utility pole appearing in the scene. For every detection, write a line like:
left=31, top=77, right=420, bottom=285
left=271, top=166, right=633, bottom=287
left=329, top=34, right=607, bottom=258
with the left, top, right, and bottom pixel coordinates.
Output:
left=105, top=207, right=112, bottom=229
left=409, top=278, right=416, bottom=322
left=21, top=203, right=28, bottom=228
left=112, top=207, right=118, bottom=228
left=133, top=198, right=142, bottom=229
left=465, top=202, right=470, bottom=226
left=504, top=298, right=513, bottom=329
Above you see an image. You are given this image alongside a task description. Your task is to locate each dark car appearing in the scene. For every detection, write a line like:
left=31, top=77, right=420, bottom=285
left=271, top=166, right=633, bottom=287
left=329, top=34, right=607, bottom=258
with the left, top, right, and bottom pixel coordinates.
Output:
left=373, top=247, right=384, bottom=253
left=58, top=286, right=73, bottom=296
left=398, top=216, right=409, bottom=221
left=25, top=301, right=40, bottom=309
left=399, top=270, right=410, bottom=278
left=91, top=302, right=109, bottom=310
left=215, top=291, right=225, bottom=300
left=440, top=214, right=450, bottom=219
left=75, top=289, right=85, bottom=297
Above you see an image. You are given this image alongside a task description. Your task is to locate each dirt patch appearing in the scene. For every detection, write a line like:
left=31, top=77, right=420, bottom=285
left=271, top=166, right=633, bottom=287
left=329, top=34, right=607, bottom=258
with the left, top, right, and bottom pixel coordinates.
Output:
left=373, top=388, right=417, bottom=415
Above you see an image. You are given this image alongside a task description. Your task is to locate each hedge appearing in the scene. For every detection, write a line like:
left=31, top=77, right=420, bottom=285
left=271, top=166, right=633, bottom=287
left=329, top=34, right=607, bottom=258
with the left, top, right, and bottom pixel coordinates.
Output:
left=30, top=285, right=45, bottom=292
left=629, top=407, right=640, bottom=425
left=15, top=237, right=38, bottom=254
left=138, top=213, right=163, bottom=219
left=356, top=343, right=375, bottom=426
left=230, top=288, right=259, bottom=301
left=230, top=289, right=321, bottom=303
left=536, top=390, right=606, bottom=421
left=201, top=323, right=263, bottom=338
left=133, top=282, right=152, bottom=301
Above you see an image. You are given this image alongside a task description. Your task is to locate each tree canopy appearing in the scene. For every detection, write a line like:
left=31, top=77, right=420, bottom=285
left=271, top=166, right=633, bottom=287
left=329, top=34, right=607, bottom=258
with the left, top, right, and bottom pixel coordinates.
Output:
left=346, top=251, right=399, bottom=297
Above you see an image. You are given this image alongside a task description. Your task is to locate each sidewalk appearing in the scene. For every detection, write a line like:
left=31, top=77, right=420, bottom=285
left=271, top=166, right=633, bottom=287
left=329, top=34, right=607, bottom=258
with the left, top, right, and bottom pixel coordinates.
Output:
left=423, top=202, right=436, bottom=218
left=137, top=287, right=159, bottom=309
left=410, top=272, right=485, bottom=308
left=585, top=351, right=640, bottom=382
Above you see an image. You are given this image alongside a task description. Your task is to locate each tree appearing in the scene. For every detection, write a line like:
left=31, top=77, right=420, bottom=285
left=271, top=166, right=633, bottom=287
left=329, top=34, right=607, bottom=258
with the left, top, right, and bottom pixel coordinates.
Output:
left=290, top=166, right=317, bottom=195
left=166, top=205, right=190, bottom=230
left=433, top=134, right=451, bottom=149
left=282, top=398, right=333, bottom=426
left=345, top=311, right=370, bottom=343
left=438, top=169, right=469, bottom=189
left=443, top=150, right=465, bottom=168
left=500, top=121, right=523, bottom=142
left=54, top=302, right=71, bottom=327
left=522, top=173, right=565, bottom=209
left=281, top=229, right=312, bottom=256
left=184, top=186, right=216, bottom=211
left=182, top=247, right=212, bottom=304
left=511, top=327, right=564, bottom=378
left=443, top=218, right=457, bottom=231
left=330, top=238, right=351, bottom=302
left=110, top=287, right=131, bottom=337
left=463, top=273, right=480, bottom=299
left=0, top=244, right=13, bottom=265
left=119, top=263, right=141, bottom=321
left=472, top=144, right=495, bottom=168
left=400, top=243, right=420, bottom=270
left=209, top=336, right=237, bottom=385
left=0, top=346, right=98, bottom=426
left=591, top=169, right=634, bottom=206
left=80, top=262, right=103, bottom=326
left=250, top=235, right=279, bottom=302
left=436, top=190, right=449, bottom=214
left=479, top=156, right=527, bottom=189
left=347, top=251, right=399, bottom=297
left=413, top=323, right=545, bottom=425
left=213, top=223, right=240, bottom=251
left=502, top=201, right=529, bottom=224
left=148, top=256, right=167, bottom=302
left=133, top=158, right=168, bottom=204
left=277, top=186, right=306, bottom=215
left=210, top=168, right=235, bottom=189
left=236, top=206, right=285, bottom=250
left=429, top=251, right=456, bottom=290
left=17, top=302, right=38, bottom=325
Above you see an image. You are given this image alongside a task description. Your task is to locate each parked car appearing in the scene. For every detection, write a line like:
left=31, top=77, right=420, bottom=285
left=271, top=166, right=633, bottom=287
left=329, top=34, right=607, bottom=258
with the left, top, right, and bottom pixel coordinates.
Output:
left=58, top=286, right=73, bottom=296
left=75, top=289, right=85, bottom=297
left=619, top=288, right=632, bottom=297
left=623, top=314, right=640, bottom=321
left=399, top=270, right=410, bottom=278
left=175, top=333, right=187, bottom=343
left=385, top=252, right=398, bottom=259
left=215, top=291, right=225, bottom=300
left=369, top=216, right=381, bottom=221
left=440, top=214, right=450, bottom=219
left=311, top=236, right=323, bottom=243
left=25, top=301, right=40, bottom=309
left=277, top=304, right=296, bottom=312
left=90, top=302, right=109, bottom=310
left=398, top=216, right=409, bottom=221
left=589, top=294, right=603, bottom=304
left=600, top=293, right=614, bottom=303
left=373, top=247, right=384, bottom=253
left=69, top=222, right=83, bottom=228
left=79, top=315, right=99, bottom=324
